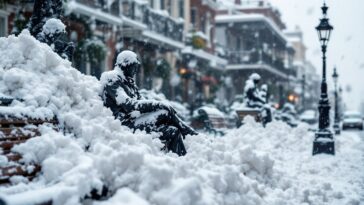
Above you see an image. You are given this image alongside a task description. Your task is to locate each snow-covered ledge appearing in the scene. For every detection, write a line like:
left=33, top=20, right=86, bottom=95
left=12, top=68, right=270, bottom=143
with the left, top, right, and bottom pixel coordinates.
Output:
left=142, top=30, right=185, bottom=49
left=227, top=63, right=288, bottom=79
left=215, top=14, right=287, bottom=43
left=182, top=46, right=228, bottom=70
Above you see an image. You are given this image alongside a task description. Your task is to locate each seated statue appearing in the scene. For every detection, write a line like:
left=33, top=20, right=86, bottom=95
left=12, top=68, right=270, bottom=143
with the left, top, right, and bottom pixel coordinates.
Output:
left=243, top=73, right=266, bottom=108
left=259, top=84, right=268, bottom=103
left=243, top=73, right=272, bottom=125
left=101, top=50, right=197, bottom=156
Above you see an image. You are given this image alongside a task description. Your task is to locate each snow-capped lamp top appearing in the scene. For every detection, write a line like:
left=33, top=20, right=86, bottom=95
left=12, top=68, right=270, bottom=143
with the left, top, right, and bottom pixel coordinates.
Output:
left=249, top=73, right=261, bottom=81
left=116, top=50, right=140, bottom=67
left=42, top=18, right=66, bottom=35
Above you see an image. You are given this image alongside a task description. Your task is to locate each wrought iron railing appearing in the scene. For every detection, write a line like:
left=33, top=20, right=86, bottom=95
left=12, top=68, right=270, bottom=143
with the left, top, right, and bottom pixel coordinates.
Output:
left=227, top=50, right=290, bottom=74
left=73, top=0, right=183, bottom=42
left=143, top=8, right=183, bottom=42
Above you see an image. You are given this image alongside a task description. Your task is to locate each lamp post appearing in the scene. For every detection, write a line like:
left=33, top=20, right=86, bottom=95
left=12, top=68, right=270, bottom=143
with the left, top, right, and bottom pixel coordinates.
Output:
left=332, top=67, right=340, bottom=134
left=313, top=2, right=335, bottom=155
left=301, top=74, right=306, bottom=111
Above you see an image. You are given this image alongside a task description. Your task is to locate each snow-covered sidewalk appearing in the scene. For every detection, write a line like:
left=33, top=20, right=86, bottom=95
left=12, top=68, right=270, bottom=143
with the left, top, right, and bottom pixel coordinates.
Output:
left=219, top=120, right=364, bottom=205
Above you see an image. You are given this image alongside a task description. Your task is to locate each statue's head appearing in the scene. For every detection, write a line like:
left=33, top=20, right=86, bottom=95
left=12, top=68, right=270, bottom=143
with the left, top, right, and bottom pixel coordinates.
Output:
left=116, top=50, right=140, bottom=77
left=249, top=73, right=261, bottom=84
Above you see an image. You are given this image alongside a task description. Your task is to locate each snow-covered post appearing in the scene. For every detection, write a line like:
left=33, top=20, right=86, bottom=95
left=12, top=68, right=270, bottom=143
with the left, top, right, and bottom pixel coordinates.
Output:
left=332, top=67, right=340, bottom=135
left=27, top=0, right=74, bottom=60
left=313, top=2, right=334, bottom=155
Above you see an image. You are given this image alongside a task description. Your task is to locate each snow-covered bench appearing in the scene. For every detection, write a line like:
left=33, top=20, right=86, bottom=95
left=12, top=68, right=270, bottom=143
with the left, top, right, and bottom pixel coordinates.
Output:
left=191, top=106, right=228, bottom=136
left=0, top=111, right=57, bottom=185
left=235, top=109, right=262, bottom=126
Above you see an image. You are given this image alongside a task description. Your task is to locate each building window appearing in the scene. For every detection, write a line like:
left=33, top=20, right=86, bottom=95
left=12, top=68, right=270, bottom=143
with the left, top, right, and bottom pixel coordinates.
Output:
left=122, top=1, right=130, bottom=16
left=190, top=7, right=197, bottom=28
left=237, top=37, right=241, bottom=50
left=166, top=0, right=171, bottom=14
left=0, top=15, right=7, bottom=37
left=160, top=0, right=165, bottom=10
left=178, top=0, right=184, bottom=18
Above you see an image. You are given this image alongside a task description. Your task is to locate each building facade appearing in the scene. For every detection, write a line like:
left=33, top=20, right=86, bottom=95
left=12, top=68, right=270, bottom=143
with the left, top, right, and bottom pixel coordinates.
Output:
left=0, top=0, right=320, bottom=112
left=215, top=0, right=296, bottom=107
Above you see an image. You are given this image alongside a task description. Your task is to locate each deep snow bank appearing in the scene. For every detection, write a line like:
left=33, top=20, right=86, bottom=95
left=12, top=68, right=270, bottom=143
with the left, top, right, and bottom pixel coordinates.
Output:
left=0, top=32, right=362, bottom=205
left=0, top=31, right=281, bottom=205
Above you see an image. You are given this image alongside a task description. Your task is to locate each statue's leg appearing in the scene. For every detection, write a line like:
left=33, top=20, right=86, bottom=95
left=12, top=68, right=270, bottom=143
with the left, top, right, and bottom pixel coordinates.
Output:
left=155, top=110, right=197, bottom=137
left=158, top=126, right=187, bottom=156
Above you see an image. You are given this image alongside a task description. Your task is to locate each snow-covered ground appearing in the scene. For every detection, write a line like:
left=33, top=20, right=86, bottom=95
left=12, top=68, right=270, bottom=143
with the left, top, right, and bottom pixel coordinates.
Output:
left=0, top=32, right=363, bottom=205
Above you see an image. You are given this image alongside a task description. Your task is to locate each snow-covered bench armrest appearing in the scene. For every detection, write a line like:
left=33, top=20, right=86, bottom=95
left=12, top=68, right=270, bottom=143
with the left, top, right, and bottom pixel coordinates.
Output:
left=235, top=109, right=262, bottom=123
left=191, top=108, right=227, bottom=136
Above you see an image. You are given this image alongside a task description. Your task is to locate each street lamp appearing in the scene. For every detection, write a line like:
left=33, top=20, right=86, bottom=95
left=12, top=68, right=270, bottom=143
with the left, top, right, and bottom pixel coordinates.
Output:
left=332, top=67, right=340, bottom=134
left=313, top=2, right=335, bottom=155
left=301, top=74, right=306, bottom=111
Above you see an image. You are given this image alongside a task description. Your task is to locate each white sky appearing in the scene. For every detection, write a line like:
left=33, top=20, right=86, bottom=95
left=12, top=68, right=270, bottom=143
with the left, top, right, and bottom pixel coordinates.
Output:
left=269, top=0, right=364, bottom=110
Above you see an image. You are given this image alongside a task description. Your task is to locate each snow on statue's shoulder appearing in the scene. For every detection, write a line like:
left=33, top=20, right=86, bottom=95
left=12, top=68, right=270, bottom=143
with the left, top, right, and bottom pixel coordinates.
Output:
left=116, top=50, right=140, bottom=67
left=244, top=79, right=255, bottom=92
left=42, top=18, right=66, bottom=35
left=100, top=67, right=125, bottom=87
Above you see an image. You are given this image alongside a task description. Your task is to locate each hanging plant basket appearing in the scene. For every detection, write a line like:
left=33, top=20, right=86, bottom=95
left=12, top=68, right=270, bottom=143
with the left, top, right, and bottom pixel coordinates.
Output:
left=192, top=35, right=207, bottom=49
left=85, top=39, right=107, bottom=64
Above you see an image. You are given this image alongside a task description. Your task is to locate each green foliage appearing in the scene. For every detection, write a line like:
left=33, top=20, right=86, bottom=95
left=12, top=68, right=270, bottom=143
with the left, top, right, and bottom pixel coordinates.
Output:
left=191, top=36, right=206, bottom=49
left=70, top=15, right=106, bottom=64
left=141, top=54, right=154, bottom=77
left=85, top=39, right=107, bottom=64
left=74, top=39, right=107, bottom=64
left=11, top=10, right=28, bottom=35
left=155, top=58, right=171, bottom=78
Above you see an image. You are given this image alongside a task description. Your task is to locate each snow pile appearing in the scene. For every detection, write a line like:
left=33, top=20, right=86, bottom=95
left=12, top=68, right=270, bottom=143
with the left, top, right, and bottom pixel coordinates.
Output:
left=0, top=31, right=362, bottom=205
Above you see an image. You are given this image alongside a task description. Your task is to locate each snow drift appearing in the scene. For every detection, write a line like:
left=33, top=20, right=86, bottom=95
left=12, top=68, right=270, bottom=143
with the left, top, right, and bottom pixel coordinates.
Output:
left=0, top=31, right=362, bottom=205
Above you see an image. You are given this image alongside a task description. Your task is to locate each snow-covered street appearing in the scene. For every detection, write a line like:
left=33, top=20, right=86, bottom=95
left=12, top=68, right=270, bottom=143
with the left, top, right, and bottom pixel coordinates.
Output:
left=2, top=117, right=364, bottom=205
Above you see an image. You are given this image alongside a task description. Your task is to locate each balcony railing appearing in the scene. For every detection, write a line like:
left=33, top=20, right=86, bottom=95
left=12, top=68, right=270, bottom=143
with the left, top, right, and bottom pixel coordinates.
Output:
left=143, top=8, right=184, bottom=42
left=227, top=50, right=289, bottom=74
left=73, top=0, right=183, bottom=42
